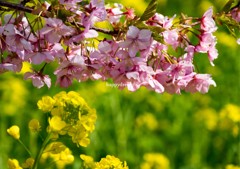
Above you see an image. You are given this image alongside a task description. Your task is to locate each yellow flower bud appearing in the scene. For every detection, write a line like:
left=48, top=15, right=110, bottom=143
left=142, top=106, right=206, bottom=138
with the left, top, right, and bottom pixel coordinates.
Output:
left=28, top=119, right=41, bottom=132
left=22, top=158, right=34, bottom=168
left=8, top=159, right=22, bottom=169
left=48, top=142, right=66, bottom=154
left=7, top=125, right=20, bottom=140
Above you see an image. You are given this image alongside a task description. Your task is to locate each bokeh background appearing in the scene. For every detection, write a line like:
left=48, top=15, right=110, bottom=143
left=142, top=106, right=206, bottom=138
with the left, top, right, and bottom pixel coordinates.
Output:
left=0, top=0, right=239, bottom=168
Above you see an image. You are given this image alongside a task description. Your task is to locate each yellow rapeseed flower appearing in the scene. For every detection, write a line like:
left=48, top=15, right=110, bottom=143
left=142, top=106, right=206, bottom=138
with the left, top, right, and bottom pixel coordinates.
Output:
left=37, top=96, right=56, bottom=112
left=7, top=125, right=20, bottom=140
left=38, top=91, right=97, bottom=147
left=95, top=155, right=129, bottom=169
left=141, top=153, right=170, bottom=169
left=46, top=142, right=67, bottom=154
left=0, top=76, right=28, bottom=115
left=194, top=108, right=218, bottom=131
left=42, top=142, right=74, bottom=169
left=136, top=113, right=158, bottom=131
left=220, top=104, right=240, bottom=123
left=80, top=154, right=96, bottom=168
left=8, top=159, right=22, bottom=169
left=48, top=116, right=66, bottom=132
left=225, top=164, right=240, bottom=169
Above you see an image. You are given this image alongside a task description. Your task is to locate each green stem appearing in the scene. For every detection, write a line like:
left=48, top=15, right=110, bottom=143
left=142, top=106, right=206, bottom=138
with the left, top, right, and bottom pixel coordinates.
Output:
left=18, top=139, right=32, bottom=157
left=32, top=134, right=51, bottom=169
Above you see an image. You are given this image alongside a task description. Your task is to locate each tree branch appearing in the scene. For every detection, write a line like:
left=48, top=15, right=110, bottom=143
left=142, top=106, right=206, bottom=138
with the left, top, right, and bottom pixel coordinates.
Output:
left=0, top=1, right=33, bottom=13
left=0, top=1, right=119, bottom=36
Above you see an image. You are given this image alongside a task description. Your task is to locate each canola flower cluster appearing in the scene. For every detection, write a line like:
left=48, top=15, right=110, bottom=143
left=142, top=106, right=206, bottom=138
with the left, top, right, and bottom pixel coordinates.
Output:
left=6, top=91, right=99, bottom=169
left=41, top=142, right=74, bottom=169
left=80, top=154, right=129, bottom=169
left=37, top=91, right=97, bottom=147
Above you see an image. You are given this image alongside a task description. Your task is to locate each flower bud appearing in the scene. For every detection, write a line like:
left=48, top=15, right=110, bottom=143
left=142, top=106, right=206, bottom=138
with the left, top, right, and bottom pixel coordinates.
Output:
left=22, top=158, right=34, bottom=168
left=28, top=119, right=41, bottom=132
left=8, top=159, right=22, bottom=169
left=7, top=125, right=20, bottom=140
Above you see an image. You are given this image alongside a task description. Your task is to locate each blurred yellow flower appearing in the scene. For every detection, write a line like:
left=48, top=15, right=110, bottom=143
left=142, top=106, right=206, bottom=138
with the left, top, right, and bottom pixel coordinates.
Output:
left=80, top=154, right=96, bottom=168
left=42, top=142, right=74, bottom=169
left=28, top=119, right=41, bottom=132
left=225, top=164, right=240, bottom=169
left=7, top=125, right=20, bottom=140
left=219, top=104, right=240, bottom=136
left=195, top=108, right=218, bottom=131
left=95, top=155, right=128, bottom=169
left=8, top=159, right=22, bottom=169
left=141, top=153, right=170, bottom=169
left=18, top=62, right=32, bottom=74
left=22, top=158, right=34, bottom=168
left=136, top=113, right=158, bottom=131
left=37, top=96, right=56, bottom=112
left=220, top=104, right=240, bottom=123
left=0, top=76, right=28, bottom=115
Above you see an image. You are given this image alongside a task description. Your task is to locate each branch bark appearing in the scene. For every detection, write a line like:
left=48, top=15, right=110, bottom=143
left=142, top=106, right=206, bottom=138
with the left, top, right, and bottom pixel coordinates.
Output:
left=0, top=1, right=33, bottom=13
left=0, top=0, right=119, bottom=35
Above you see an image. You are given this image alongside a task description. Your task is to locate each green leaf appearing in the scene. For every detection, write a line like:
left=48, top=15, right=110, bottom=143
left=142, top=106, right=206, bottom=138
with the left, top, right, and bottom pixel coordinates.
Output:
left=139, top=0, right=158, bottom=21
left=222, top=0, right=234, bottom=12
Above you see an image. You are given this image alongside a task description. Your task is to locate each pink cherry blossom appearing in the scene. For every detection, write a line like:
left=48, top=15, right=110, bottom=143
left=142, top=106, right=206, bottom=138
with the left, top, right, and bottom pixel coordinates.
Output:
left=231, top=7, right=240, bottom=23
left=0, top=54, right=23, bottom=73
left=0, top=1, right=226, bottom=94
left=162, top=29, right=179, bottom=49
left=24, top=72, right=51, bottom=88
left=183, top=45, right=195, bottom=61
left=81, top=0, right=107, bottom=29
left=200, top=7, right=217, bottom=33
left=68, top=29, right=98, bottom=44
left=3, top=23, right=33, bottom=60
left=40, top=18, right=75, bottom=43
left=27, top=43, right=65, bottom=64
left=185, top=74, right=216, bottom=93
left=207, top=42, right=218, bottom=66
left=195, top=32, right=218, bottom=65
left=120, top=26, right=152, bottom=57
left=147, top=13, right=175, bottom=29
left=106, top=4, right=123, bottom=23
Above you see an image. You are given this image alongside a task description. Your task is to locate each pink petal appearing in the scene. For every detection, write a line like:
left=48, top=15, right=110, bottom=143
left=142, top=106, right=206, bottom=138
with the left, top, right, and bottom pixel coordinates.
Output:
left=127, top=26, right=139, bottom=39
left=138, top=29, right=152, bottom=41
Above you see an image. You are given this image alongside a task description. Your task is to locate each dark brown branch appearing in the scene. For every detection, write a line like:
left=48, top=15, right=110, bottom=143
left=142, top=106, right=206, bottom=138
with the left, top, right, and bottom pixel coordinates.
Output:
left=0, top=1, right=33, bottom=13
left=0, top=1, right=119, bottom=35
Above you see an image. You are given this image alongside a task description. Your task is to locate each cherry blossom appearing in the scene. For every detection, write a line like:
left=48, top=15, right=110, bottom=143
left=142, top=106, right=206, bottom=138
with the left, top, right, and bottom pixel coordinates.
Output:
left=1, top=0, right=236, bottom=94
left=24, top=72, right=51, bottom=88
left=40, top=18, right=75, bottom=43
left=120, top=26, right=152, bottom=57
left=185, top=74, right=216, bottom=94
left=200, top=7, right=217, bottom=33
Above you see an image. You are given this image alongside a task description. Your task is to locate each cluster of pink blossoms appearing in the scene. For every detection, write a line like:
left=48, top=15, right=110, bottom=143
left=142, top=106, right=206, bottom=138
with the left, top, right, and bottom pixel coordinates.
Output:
left=0, top=0, right=238, bottom=94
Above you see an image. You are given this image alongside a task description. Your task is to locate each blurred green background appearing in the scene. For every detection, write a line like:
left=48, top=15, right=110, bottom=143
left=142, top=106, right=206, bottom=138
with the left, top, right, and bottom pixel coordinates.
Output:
left=0, top=0, right=240, bottom=169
